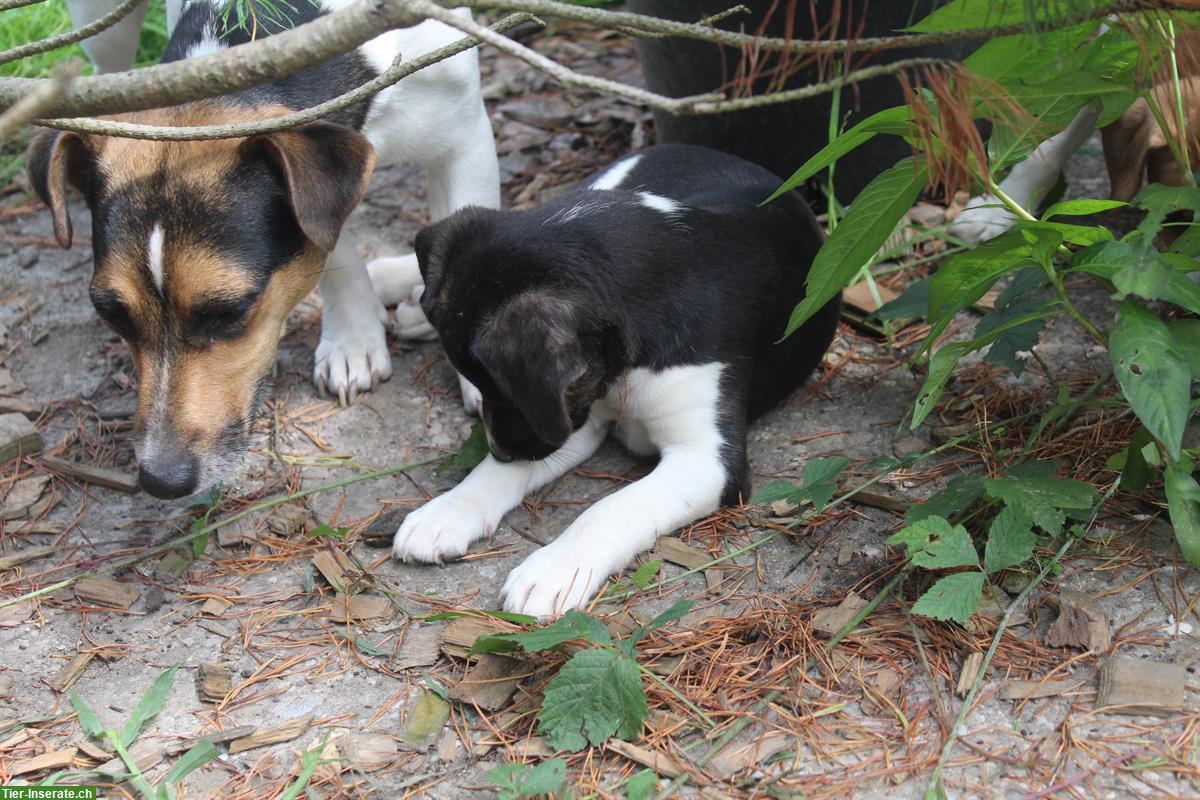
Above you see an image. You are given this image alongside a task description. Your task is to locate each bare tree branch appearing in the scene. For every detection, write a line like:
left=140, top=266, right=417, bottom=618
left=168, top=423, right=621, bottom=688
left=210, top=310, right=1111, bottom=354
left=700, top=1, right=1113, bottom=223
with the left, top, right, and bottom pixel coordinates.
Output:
left=38, top=12, right=535, bottom=140
left=0, top=0, right=144, bottom=67
left=0, top=0, right=52, bottom=11
left=0, top=62, right=78, bottom=141
left=0, top=0, right=424, bottom=117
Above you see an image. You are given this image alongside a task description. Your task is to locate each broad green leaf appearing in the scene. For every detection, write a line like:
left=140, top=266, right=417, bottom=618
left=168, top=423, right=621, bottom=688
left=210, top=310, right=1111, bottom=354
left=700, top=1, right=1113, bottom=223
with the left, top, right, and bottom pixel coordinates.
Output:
left=802, top=457, right=853, bottom=509
left=765, top=106, right=913, bottom=203
left=626, top=769, right=658, bottom=800
left=874, top=277, right=929, bottom=322
left=977, top=311, right=1046, bottom=377
left=927, top=229, right=1035, bottom=327
left=751, top=480, right=803, bottom=506
left=435, top=423, right=489, bottom=476
left=1041, top=199, right=1127, bottom=219
left=984, top=505, right=1037, bottom=574
left=1036, top=221, right=1113, bottom=246
left=305, top=524, right=347, bottom=541
left=966, top=23, right=1094, bottom=84
left=1109, top=302, right=1191, bottom=461
left=164, top=740, right=220, bottom=785
left=1163, top=462, right=1200, bottom=567
left=983, top=476, right=1096, bottom=534
left=539, top=649, right=647, bottom=752
left=630, top=600, right=694, bottom=648
left=1134, top=184, right=1200, bottom=214
left=905, top=475, right=984, bottom=524
left=630, top=560, right=661, bottom=590
left=1169, top=319, right=1200, bottom=377
left=1114, top=426, right=1155, bottom=494
left=887, top=516, right=978, bottom=569
left=783, top=158, right=927, bottom=337
left=71, top=691, right=105, bottom=739
left=1071, top=242, right=1200, bottom=315
left=122, top=665, right=180, bottom=747
left=487, top=759, right=567, bottom=800
left=474, top=609, right=611, bottom=655
left=911, top=572, right=986, bottom=625
left=909, top=0, right=1107, bottom=31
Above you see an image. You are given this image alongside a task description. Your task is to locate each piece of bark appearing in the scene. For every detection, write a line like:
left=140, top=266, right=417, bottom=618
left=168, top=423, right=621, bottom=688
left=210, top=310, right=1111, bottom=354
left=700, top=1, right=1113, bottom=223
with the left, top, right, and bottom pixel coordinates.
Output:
left=216, top=516, right=258, bottom=547
left=998, top=678, right=1086, bottom=700
left=75, top=577, right=140, bottom=609
left=1097, top=657, right=1186, bottom=715
left=0, top=601, right=33, bottom=627
left=0, top=413, right=41, bottom=463
left=657, top=537, right=709, bottom=569
left=11, top=519, right=66, bottom=536
left=335, top=734, right=398, bottom=771
left=200, top=597, right=233, bottom=617
left=841, top=481, right=912, bottom=514
left=836, top=540, right=855, bottom=567
left=0, top=673, right=11, bottom=698
left=710, top=730, right=794, bottom=777
left=843, top=279, right=900, bottom=314
left=40, top=455, right=137, bottom=492
left=156, top=548, right=194, bottom=582
left=312, top=550, right=355, bottom=594
left=0, top=475, right=48, bottom=520
left=0, top=398, right=38, bottom=418
left=812, top=592, right=868, bottom=636
left=448, top=654, right=525, bottom=711
left=399, top=689, right=450, bottom=746
left=606, top=740, right=688, bottom=779
left=95, top=741, right=163, bottom=776
left=267, top=504, right=308, bottom=536
left=11, top=747, right=77, bottom=776
left=227, top=716, right=312, bottom=754
left=328, top=592, right=394, bottom=621
left=956, top=652, right=984, bottom=698
left=1045, top=589, right=1111, bottom=652
left=440, top=616, right=510, bottom=659
left=393, top=624, right=442, bottom=670
left=49, top=652, right=94, bottom=692
left=435, top=728, right=458, bottom=762
left=195, top=663, right=233, bottom=703
left=164, top=725, right=255, bottom=756
left=863, top=668, right=904, bottom=714
left=0, top=544, right=54, bottom=571
left=74, top=738, right=111, bottom=761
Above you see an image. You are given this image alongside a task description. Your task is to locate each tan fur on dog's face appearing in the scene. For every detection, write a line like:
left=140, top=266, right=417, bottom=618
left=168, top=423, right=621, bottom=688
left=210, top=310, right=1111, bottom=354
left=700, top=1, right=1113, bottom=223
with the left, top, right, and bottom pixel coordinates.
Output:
left=27, top=102, right=375, bottom=497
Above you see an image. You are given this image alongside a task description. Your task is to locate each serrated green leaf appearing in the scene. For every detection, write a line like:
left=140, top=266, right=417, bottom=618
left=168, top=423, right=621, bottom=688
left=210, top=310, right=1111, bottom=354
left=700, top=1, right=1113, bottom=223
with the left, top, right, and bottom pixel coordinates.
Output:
left=906, top=476, right=985, bottom=524
left=474, top=610, right=611, bottom=656
left=164, top=739, right=220, bottom=785
left=1164, top=461, right=1200, bottom=567
left=1072, top=242, right=1200, bottom=315
left=927, top=229, right=1032, bottom=328
left=783, top=158, right=927, bottom=336
left=630, top=560, right=660, bottom=590
left=71, top=691, right=105, bottom=739
left=887, top=516, right=978, bottom=569
left=982, top=475, right=1096, bottom=535
left=305, top=524, right=347, bottom=541
left=626, top=769, right=658, bottom=800
left=1109, top=302, right=1191, bottom=461
left=802, top=457, right=852, bottom=509
left=487, top=758, right=568, bottom=799
left=630, top=600, right=694, bottom=648
left=751, top=480, right=803, bottom=506
left=122, top=664, right=180, bottom=747
left=874, top=277, right=930, bottom=322
left=539, top=649, right=647, bottom=752
left=911, top=572, right=986, bottom=625
left=435, top=423, right=489, bottom=476
left=984, top=505, right=1037, bottom=574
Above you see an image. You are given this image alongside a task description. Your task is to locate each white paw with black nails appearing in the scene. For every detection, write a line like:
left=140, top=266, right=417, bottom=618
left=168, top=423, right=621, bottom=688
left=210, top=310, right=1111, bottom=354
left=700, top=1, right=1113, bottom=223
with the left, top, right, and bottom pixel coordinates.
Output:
left=392, top=492, right=494, bottom=564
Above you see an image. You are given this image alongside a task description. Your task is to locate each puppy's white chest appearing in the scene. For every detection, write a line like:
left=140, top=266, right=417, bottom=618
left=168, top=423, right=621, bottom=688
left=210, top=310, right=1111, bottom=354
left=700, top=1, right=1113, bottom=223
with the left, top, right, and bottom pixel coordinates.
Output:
left=597, top=363, right=726, bottom=456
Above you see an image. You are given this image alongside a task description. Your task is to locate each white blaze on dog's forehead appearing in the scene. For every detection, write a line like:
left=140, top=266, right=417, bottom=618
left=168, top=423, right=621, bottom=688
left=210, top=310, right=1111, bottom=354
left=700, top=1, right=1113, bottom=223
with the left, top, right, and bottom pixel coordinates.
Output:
left=589, top=155, right=643, bottom=190
left=637, top=192, right=683, bottom=215
left=148, top=224, right=165, bottom=291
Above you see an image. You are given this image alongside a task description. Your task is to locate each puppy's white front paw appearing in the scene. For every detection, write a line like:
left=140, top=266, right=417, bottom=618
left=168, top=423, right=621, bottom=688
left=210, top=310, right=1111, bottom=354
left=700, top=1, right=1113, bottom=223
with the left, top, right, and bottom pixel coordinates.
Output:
left=392, top=492, right=495, bottom=563
left=366, top=254, right=423, bottom=308
left=313, top=313, right=392, bottom=405
left=393, top=292, right=438, bottom=341
left=501, top=542, right=611, bottom=619
left=458, top=374, right=483, bottom=418
left=950, top=195, right=1018, bottom=244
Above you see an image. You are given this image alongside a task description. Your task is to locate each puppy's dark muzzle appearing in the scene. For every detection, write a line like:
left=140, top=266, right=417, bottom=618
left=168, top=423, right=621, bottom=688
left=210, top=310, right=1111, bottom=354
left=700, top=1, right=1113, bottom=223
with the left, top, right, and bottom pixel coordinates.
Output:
left=138, top=453, right=200, bottom=499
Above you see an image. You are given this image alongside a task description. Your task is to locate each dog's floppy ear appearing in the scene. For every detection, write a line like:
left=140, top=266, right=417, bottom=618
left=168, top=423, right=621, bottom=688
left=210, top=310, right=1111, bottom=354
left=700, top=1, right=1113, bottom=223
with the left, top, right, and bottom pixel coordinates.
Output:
left=475, top=294, right=587, bottom=445
left=245, top=121, right=376, bottom=251
left=415, top=208, right=492, bottom=317
left=26, top=129, right=95, bottom=249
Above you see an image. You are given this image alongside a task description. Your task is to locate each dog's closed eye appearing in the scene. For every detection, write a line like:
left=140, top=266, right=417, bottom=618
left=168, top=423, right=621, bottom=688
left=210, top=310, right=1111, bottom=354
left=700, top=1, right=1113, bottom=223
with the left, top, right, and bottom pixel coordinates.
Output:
left=186, top=291, right=260, bottom=344
left=90, top=288, right=140, bottom=342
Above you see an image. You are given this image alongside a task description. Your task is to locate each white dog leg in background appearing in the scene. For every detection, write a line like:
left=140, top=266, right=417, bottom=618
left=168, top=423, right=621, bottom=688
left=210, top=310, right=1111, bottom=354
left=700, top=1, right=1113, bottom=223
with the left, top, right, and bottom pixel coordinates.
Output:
left=392, top=415, right=610, bottom=564
left=314, top=234, right=394, bottom=404
left=951, top=104, right=1101, bottom=243
left=68, top=0, right=150, bottom=74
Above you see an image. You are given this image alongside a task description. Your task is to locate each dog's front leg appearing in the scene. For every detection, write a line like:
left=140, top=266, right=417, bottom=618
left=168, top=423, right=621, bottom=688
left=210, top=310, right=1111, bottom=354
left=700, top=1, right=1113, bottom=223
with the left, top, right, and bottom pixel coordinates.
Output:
left=314, top=234, right=393, bottom=405
left=501, top=446, right=727, bottom=618
left=393, top=414, right=609, bottom=564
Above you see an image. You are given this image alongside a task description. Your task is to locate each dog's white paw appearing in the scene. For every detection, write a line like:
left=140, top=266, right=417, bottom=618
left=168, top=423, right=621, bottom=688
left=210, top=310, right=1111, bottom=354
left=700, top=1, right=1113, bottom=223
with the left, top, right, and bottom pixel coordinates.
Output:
left=313, top=312, right=392, bottom=405
left=394, top=291, right=438, bottom=341
left=950, top=195, right=1018, bottom=244
left=392, top=492, right=494, bottom=563
left=366, top=254, right=423, bottom=308
left=459, top=374, right=483, bottom=418
left=501, top=541, right=610, bottom=619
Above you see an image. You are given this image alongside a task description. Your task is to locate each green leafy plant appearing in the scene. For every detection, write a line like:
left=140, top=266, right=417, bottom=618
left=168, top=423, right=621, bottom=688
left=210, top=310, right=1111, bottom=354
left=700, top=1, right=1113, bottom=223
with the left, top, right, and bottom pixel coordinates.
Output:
left=488, top=758, right=568, bottom=799
left=473, top=602, right=693, bottom=752
left=70, top=665, right=219, bottom=799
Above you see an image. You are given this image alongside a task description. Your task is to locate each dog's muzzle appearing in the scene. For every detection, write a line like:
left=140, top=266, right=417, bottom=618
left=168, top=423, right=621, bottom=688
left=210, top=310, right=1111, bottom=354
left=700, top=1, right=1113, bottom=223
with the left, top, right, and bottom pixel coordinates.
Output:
left=137, top=446, right=200, bottom=499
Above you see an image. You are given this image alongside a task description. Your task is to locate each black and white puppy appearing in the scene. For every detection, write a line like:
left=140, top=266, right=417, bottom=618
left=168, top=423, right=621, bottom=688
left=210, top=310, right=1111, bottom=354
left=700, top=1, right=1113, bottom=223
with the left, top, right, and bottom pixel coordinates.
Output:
left=392, top=144, right=841, bottom=617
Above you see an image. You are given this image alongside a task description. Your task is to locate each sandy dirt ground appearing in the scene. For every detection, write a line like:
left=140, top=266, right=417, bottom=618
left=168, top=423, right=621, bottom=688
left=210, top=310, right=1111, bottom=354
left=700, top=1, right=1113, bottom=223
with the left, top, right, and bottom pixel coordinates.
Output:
left=1, top=22, right=1198, bottom=800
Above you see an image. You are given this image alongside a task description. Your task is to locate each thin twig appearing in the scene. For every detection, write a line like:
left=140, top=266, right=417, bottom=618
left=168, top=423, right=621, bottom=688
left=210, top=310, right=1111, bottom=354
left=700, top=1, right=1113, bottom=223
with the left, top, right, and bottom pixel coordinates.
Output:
left=0, top=61, right=77, bottom=141
left=0, top=0, right=142, bottom=67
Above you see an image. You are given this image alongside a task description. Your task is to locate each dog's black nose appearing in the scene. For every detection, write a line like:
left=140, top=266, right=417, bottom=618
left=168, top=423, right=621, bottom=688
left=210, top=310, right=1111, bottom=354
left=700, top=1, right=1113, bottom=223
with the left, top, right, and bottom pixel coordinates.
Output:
left=490, top=445, right=513, bottom=463
left=138, top=456, right=200, bottom=499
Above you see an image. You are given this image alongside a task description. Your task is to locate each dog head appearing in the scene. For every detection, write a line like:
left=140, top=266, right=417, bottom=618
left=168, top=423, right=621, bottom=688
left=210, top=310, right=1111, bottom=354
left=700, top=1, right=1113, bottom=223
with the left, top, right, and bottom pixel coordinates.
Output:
left=414, top=209, right=632, bottom=462
left=26, top=103, right=375, bottom=498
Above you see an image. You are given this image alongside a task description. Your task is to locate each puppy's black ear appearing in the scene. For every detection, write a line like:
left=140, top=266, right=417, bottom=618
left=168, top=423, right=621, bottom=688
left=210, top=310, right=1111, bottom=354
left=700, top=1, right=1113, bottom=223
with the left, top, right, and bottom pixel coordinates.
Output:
left=415, top=208, right=492, bottom=317
left=26, top=129, right=95, bottom=249
left=476, top=294, right=587, bottom=445
left=244, top=122, right=375, bottom=252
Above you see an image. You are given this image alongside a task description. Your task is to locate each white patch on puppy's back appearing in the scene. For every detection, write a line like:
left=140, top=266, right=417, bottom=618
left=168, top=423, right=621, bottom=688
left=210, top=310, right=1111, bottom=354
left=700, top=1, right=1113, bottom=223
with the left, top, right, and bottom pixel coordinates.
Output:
left=590, top=155, right=643, bottom=190
left=148, top=223, right=165, bottom=291
left=637, top=192, right=683, bottom=215
left=543, top=200, right=616, bottom=226
left=186, top=26, right=223, bottom=58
